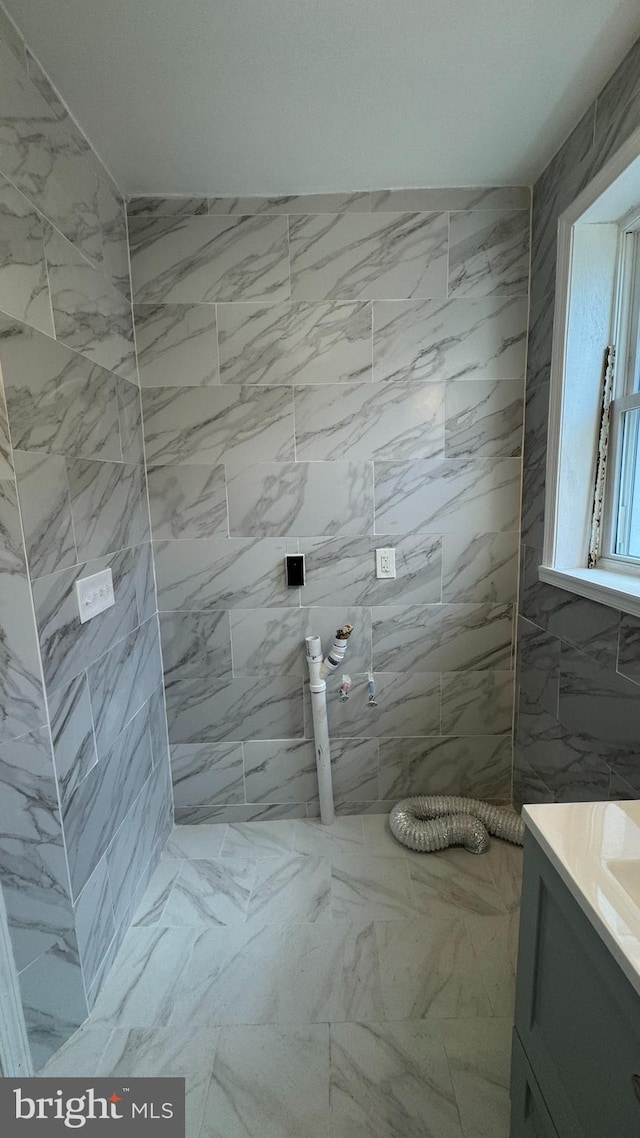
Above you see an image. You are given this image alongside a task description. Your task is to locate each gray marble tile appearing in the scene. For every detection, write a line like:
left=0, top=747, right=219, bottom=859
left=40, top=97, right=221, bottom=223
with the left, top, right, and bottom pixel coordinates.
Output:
left=221, top=820, right=295, bottom=857
left=0, top=8, right=27, bottom=64
left=371, top=186, right=530, bottom=211
left=44, top=223, right=136, bottom=381
left=177, top=803, right=310, bottom=825
left=378, top=735, right=512, bottom=801
left=148, top=682, right=171, bottom=772
left=171, top=742, right=244, bottom=807
left=154, top=536, right=298, bottom=610
left=372, top=603, right=514, bottom=672
left=0, top=374, right=11, bottom=478
left=37, top=1023, right=115, bottom=1077
left=374, top=457, right=521, bottom=534
left=523, top=380, right=549, bottom=468
left=218, top=300, right=372, bottom=385
left=483, top=840, right=523, bottom=913
left=330, top=1020, right=463, bottom=1138
left=32, top=547, right=139, bottom=692
left=464, top=915, right=518, bottom=1017
left=227, top=460, right=373, bottom=536
left=376, top=917, right=492, bottom=1020
left=592, top=83, right=640, bottom=171
left=164, top=824, right=227, bottom=859
left=293, top=816, right=365, bottom=856
left=321, top=672, right=440, bottom=739
left=526, top=292, right=554, bottom=391
left=127, top=196, right=208, bottom=217
left=133, top=541, right=156, bottom=624
left=89, top=925, right=197, bottom=1027
left=0, top=173, right=52, bottom=334
left=449, top=210, right=530, bottom=297
left=244, top=739, right=317, bottom=804
left=230, top=605, right=371, bottom=677
left=331, top=855, right=414, bottom=921
left=373, top=296, right=528, bottom=384
left=86, top=616, right=162, bottom=757
left=134, top=302, right=219, bottom=387
left=129, top=213, right=290, bottom=304
left=131, top=859, right=182, bottom=927
left=116, top=378, right=144, bottom=464
left=442, top=532, right=519, bottom=603
left=618, top=614, right=640, bottom=684
left=0, top=484, right=47, bottom=740
left=74, top=856, right=116, bottom=993
left=289, top=211, right=448, bottom=301
left=63, top=698, right=155, bottom=898
left=94, top=170, right=130, bottom=298
left=276, top=918, right=384, bottom=1024
left=441, top=670, right=514, bottom=735
left=159, top=858, right=256, bottom=927
left=142, top=383, right=294, bottom=465
left=48, top=672, right=98, bottom=804
left=594, top=38, right=640, bottom=152
left=166, top=675, right=304, bottom=744
left=13, top=450, right=77, bottom=578
left=66, top=458, right=149, bottom=560
left=245, top=855, right=331, bottom=926
left=0, top=726, right=76, bottom=971
left=442, top=1017, right=512, bottom=1138
left=0, top=318, right=122, bottom=461
left=147, top=463, right=228, bottom=539
left=408, top=848, right=507, bottom=918
left=559, top=642, right=640, bottom=746
left=300, top=534, right=442, bottom=606
left=160, top=610, right=232, bottom=682
left=19, top=947, right=88, bottom=1071
left=518, top=616, right=560, bottom=715
left=445, top=378, right=523, bottom=458
left=200, top=1023, right=329, bottom=1138
left=295, top=380, right=444, bottom=461
left=208, top=192, right=370, bottom=214
left=520, top=462, right=546, bottom=549
left=169, top=924, right=283, bottom=1026
left=325, top=738, right=379, bottom=804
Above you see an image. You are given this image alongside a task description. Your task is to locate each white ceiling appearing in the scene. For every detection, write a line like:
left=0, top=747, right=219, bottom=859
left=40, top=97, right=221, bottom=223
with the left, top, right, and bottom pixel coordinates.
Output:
left=5, top=0, right=640, bottom=195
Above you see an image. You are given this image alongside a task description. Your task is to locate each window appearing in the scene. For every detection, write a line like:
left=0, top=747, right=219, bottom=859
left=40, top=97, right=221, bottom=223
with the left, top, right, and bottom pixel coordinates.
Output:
left=542, top=124, right=640, bottom=617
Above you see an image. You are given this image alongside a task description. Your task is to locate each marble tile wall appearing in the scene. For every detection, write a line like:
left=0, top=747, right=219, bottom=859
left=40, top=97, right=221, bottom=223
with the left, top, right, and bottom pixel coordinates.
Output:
left=0, top=11, right=172, bottom=1070
left=515, top=32, right=640, bottom=807
left=127, top=185, right=531, bottom=822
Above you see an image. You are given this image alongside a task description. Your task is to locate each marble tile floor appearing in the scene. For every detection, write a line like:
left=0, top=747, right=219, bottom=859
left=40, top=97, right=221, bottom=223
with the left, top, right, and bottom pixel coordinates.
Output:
left=40, top=816, right=522, bottom=1138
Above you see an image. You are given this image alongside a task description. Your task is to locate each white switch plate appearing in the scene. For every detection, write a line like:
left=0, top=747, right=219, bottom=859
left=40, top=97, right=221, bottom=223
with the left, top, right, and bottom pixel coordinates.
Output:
left=76, top=568, right=115, bottom=623
left=376, top=547, right=396, bottom=579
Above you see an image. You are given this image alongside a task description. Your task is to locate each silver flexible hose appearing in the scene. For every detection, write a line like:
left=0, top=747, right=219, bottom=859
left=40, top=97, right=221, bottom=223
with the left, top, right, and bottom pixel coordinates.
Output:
left=389, top=795, right=524, bottom=854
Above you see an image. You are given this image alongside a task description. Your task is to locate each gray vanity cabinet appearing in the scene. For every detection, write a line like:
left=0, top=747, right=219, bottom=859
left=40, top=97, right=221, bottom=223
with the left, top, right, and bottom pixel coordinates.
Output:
left=511, top=831, right=640, bottom=1137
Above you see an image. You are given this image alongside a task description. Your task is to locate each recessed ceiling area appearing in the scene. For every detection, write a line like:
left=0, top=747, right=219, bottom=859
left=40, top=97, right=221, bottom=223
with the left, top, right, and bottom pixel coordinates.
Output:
left=4, top=0, right=640, bottom=194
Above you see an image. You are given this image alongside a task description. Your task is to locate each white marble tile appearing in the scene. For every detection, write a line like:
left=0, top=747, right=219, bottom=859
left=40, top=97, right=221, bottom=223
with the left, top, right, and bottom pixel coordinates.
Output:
left=154, top=536, right=298, bottom=610
left=48, top=672, right=98, bottom=804
left=66, top=458, right=149, bottom=560
left=293, top=816, right=365, bottom=857
left=464, top=914, right=518, bottom=1016
left=200, top=1023, right=329, bottom=1138
left=0, top=173, right=52, bottom=334
left=134, top=302, right=219, bottom=387
left=408, top=848, right=508, bottom=918
left=245, top=855, right=331, bottom=925
left=164, top=824, right=227, bottom=859
left=331, top=854, right=413, bottom=921
left=294, top=380, right=444, bottom=461
left=441, top=1017, right=512, bottom=1138
left=445, top=378, right=523, bottom=460
left=441, top=532, right=519, bottom=603
left=160, top=858, right=256, bottom=926
left=165, top=674, right=304, bottom=744
left=440, top=670, right=514, bottom=734
left=218, top=300, right=372, bottom=385
left=227, top=460, right=373, bottom=537
left=160, top=610, right=232, bottom=682
left=376, top=917, right=492, bottom=1020
left=88, top=926, right=197, bottom=1027
left=171, top=742, right=244, bottom=807
left=448, top=209, right=530, bottom=297
left=330, top=1020, right=463, bottom=1138
left=371, top=186, right=529, bottom=211
left=147, top=463, right=228, bottom=539
left=244, top=739, right=318, bottom=803
left=221, top=819, right=295, bottom=858
left=38, top=1023, right=115, bottom=1076
left=14, top=450, right=77, bottom=578
left=170, top=924, right=284, bottom=1026
left=208, top=192, right=370, bottom=213
left=483, top=839, right=523, bottom=913
left=372, top=603, right=514, bottom=673
left=230, top=605, right=371, bottom=677
left=374, top=457, right=521, bottom=534
left=132, top=858, right=182, bottom=926
left=127, top=196, right=208, bottom=217
left=129, top=214, right=290, bottom=304
left=276, top=918, right=384, bottom=1023
left=373, top=297, right=528, bottom=384
left=322, top=672, right=440, bottom=739
left=378, top=736, right=512, bottom=801
left=142, top=384, right=294, bottom=466
left=290, top=211, right=448, bottom=302
left=299, top=534, right=442, bottom=606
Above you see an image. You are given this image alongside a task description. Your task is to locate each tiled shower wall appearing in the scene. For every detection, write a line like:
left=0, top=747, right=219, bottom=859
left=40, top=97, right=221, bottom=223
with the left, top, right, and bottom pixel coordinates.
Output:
left=516, top=34, right=640, bottom=804
left=128, top=188, right=530, bottom=821
left=0, top=11, right=172, bottom=1068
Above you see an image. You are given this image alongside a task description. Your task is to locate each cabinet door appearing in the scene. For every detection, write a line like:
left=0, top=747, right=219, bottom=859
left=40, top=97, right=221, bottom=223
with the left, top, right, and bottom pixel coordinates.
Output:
left=511, top=1030, right=559, bottom=1138
left=515, top=833, right=640, bottom=1138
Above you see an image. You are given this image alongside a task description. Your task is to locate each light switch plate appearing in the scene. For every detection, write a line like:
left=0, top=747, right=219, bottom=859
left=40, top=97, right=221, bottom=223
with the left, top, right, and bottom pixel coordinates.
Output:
left=76, top=568, right=115, bottom=623
left=376, top=547, right=396, bottom=579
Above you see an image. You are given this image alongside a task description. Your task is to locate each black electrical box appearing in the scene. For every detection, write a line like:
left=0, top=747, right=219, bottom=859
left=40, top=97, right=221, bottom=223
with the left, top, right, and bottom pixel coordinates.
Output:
left=285, top=555, right=305, bottom=587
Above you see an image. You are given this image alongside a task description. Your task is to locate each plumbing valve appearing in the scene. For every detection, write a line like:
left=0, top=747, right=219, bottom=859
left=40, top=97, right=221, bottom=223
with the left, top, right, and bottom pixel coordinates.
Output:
left=339, top=674, right=352, bottom=701
left=367, top=672, right=378, bottom=707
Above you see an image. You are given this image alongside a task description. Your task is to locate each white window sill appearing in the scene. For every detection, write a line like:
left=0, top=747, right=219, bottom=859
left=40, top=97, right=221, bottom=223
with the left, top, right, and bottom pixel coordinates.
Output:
left=538, top=565, right=640, bottom=618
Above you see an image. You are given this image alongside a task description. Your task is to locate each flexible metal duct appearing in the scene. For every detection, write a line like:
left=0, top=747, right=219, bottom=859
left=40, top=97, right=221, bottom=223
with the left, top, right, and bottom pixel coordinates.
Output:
left=389, top=795, right=524, bottom=854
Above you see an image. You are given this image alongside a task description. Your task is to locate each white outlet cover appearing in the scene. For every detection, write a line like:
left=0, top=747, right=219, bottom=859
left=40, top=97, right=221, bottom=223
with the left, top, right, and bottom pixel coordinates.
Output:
left=375, top=547, right=396, bottom=579
left=76, top=568, right=115, bottom=623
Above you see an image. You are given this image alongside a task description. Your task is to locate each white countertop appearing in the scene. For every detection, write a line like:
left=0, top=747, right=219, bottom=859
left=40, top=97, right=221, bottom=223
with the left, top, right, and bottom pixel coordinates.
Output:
left=524, top=800, right=640, bottom=998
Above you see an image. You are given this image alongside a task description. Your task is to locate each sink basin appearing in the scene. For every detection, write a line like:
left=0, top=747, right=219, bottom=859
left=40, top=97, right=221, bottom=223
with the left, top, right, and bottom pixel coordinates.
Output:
left=606, top=859, right=640, bottom=908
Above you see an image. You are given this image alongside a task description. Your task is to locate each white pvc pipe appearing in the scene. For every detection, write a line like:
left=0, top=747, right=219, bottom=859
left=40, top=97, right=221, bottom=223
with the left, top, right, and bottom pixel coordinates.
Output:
left=305, top=635, right=335, bottom=826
